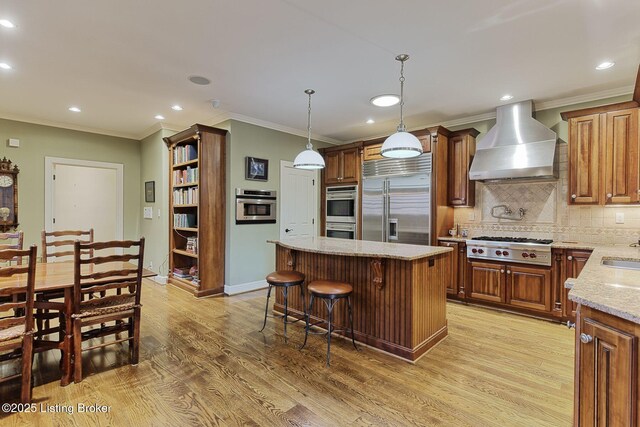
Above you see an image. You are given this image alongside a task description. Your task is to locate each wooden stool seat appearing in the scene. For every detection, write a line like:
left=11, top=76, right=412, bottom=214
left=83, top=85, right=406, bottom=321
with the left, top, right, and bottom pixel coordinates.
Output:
left=307, top=280, right=353, bottom=298
left=301, top=279, right=358, bottom=366
left=266, top=270, right=305, bottom=286
left=260, top=271, right=306, bottom=338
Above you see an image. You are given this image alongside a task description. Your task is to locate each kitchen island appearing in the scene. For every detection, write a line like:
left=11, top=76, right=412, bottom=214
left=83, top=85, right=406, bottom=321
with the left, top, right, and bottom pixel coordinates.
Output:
left=268, top=236, right=452, bottom=362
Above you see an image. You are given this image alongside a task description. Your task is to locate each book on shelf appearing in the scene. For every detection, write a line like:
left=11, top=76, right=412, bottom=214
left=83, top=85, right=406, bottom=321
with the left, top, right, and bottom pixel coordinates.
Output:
left=173, top=187, right=199, bottom=205
left=174, top=213, right=197, bottom=228
left=173, top=144, right=198, bottom=164
left=173, top=167, right=199, bottom=185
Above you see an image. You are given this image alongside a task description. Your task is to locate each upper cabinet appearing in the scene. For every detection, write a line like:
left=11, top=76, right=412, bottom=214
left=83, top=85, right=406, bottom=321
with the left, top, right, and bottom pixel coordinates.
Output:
left=448, top=128, right=479, bottom=207
left=320, top=144, right=362, bottom=185
left=562, top=102, right=640, bottom=205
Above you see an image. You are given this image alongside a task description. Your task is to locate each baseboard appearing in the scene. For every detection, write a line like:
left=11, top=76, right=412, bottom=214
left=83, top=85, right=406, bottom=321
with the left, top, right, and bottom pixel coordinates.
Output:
left=153, top=275, right=168, bottom=285
left=224, top=280, right=268, bottom=296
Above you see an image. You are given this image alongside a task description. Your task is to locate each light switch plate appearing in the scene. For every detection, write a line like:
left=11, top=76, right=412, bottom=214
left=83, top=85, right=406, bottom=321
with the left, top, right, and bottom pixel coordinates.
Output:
left=468, top=211, right=476, bottom=221
left=143, top=207, right=153, bottom=219
left=615, top=212, right=624, bottom=224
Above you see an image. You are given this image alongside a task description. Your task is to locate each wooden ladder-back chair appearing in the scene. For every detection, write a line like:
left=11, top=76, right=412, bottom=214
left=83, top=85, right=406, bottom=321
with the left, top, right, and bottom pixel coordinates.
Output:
left=72, top=238, right=145, bottom=383
left=0, top=231, right=24, bottom=265
left=36, top=229, right=94, bottom=339
left=0, top=245, right=37, bottom=403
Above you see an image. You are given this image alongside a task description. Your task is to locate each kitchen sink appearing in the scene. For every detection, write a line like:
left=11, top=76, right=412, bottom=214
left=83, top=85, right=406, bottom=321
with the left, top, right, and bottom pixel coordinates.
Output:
left=602, top=258, right=640, bottom=271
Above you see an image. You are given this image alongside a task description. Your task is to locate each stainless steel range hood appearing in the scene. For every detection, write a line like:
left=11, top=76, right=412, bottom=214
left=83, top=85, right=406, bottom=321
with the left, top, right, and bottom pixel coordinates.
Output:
left=469, top=100, right=557, bottom=181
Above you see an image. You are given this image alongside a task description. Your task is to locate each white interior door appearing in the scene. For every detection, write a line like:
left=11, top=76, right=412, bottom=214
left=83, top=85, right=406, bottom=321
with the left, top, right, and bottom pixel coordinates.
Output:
left=280, top=161, right=317, bottom=239
left=45, top=158, right=124, bottom=254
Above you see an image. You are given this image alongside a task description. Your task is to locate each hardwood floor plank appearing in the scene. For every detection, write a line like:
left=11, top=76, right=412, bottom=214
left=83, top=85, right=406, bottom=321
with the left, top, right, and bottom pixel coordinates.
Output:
left=1, top=280, right=574, bottom=426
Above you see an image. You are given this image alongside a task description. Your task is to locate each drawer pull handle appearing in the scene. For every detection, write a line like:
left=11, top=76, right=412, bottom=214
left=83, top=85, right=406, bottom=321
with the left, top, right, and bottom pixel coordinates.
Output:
left=567, top=256, right=573, bottom=261
left=571, top=194, right=577, bottom=199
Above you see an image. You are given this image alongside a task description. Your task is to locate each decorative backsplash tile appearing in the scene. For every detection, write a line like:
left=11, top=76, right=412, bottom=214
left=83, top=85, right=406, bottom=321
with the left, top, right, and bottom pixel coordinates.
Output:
left=480, top=182, right=556, bottom=224
left=454, top=143, right=640, bottom=245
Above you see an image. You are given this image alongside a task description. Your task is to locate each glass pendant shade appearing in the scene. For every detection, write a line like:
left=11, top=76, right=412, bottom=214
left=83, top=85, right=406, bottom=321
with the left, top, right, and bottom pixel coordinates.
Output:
left=294, top=89, right=324, bottom=170
left=293, top=148, right=325, bottom=169
left=381, top=53, right=422, bottom=159
left=381, top=131, right=423, bottom=158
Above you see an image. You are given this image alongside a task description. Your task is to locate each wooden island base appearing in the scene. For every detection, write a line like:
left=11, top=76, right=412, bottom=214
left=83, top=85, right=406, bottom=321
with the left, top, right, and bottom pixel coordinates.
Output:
left=271, top=239, right=451, bottom=362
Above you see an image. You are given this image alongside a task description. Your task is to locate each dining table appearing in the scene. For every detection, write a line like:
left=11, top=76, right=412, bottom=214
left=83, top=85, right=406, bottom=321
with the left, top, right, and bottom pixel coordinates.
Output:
left=0, top=261, right=156, bottom=386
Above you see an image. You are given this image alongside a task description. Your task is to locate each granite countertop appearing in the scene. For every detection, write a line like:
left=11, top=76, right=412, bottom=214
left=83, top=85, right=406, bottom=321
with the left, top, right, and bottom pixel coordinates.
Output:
left=565, top=244, right=640, bottom=325
left=437, top=236, right=468, bottom=243
left=269, top=236, right=452, bottom=261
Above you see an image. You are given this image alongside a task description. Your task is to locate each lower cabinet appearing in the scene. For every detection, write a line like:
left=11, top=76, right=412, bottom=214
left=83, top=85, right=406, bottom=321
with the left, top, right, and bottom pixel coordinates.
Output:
left=561, top=249, right=592, bottom=321
left=438, top=241, right=466, bottom=297
left=576, top=305, right=638, bottom=426
left=468, top=260, right=552, bottom=314
left=468, top=261, right=505, bottom=303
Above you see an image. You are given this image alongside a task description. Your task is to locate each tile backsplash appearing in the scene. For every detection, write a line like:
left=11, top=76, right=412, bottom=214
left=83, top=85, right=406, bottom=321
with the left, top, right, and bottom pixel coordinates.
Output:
left=454, top=143, right=640, bottom=244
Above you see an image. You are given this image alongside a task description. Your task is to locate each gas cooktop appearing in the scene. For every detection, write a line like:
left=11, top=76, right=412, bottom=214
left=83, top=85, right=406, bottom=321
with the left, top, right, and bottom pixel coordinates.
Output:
left=469, top=236, right=553, bottom=245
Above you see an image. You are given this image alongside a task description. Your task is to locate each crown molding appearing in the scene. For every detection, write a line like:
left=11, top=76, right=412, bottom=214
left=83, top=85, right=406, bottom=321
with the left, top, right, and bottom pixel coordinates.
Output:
left=346, top=85, right=635, bottom=143
left=136, top=122, right=184, bottom=140
left=0, top=111, right=140, bottom=140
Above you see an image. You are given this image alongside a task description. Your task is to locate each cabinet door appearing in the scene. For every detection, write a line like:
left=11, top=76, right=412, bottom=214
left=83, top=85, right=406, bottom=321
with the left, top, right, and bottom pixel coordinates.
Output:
left=324, top=151, right=342, bottom=184
left=468, top=261, right=505, bottom=303
left=579, top=318, right=636, bottom=426
left=457, top=244, right=467, bottom=299
left=363, top=143, right=384, bottom=161
left=439, top=241, right=459, bottom=296
left=506, top=265, right=551, bottom=312
left=569, top=114, right=601, bottom=204
left=341, top=148, right=360, bottom=183
left=448, top=134, right=473, bottom=206
left=603, top=108, right=639, bottom=204
left=563, top=250, right=592, bottom=319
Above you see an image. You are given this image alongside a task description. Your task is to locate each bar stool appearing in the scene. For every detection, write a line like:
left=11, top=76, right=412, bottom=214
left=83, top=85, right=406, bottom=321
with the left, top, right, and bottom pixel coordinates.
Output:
left=260, top=270, right=306, bottom=338
left=300, top=279, right=358, bottom=366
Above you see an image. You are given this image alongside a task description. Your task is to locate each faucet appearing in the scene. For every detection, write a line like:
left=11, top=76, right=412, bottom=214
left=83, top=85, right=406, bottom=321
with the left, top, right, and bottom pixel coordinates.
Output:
left=518, top=208, right=527, bottom=218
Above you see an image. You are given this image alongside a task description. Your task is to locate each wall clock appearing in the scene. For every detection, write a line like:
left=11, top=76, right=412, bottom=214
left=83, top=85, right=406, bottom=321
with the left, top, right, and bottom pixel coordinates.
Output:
left=0, top=157, right=19, bottom=232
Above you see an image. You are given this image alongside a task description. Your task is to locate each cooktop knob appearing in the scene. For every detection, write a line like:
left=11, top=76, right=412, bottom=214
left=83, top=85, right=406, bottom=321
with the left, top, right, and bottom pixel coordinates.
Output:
left=502, top=251, right=509, bottom=256
left=495, top=250, right=502, bottom=255
left=478, top=249, right=484, bottom=254
left=522, top=253, right=529, bottom=258
left=472, top=248, right=478, bottom=254
left=529, top=253, right=537, bottom=259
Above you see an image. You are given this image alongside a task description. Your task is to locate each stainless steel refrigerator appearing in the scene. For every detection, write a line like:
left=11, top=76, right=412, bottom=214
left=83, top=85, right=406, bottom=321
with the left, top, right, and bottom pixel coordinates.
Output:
left=361, top=154, right=431, bottom=245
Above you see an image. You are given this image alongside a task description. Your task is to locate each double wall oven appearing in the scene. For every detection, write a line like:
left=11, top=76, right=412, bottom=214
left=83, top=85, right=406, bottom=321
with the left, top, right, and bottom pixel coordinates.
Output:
left=325, top=185, right=357, bottom=239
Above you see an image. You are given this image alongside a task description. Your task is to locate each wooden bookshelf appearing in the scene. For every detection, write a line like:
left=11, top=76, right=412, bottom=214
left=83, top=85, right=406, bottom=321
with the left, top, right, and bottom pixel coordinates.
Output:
left=164, top=124, right=226, bottom=297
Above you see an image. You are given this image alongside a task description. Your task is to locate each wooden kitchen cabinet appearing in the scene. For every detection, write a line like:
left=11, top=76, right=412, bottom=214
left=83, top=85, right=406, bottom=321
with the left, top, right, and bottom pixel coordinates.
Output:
left=363, top=142, right=384, bottom=161
left=468, top=261, right=505, bottom=303
left=575, top=305, right=638, bottom=426
left=563, top=102, right=640, bottom=206
left=562, top=249, right=592, bottom=321
left=603, top=108, right=639, bottom=204
left=321, top=146, right=361, bottom=184
left=568, top=114, right=601, bottom=205
left=448, top=128, right=479, bottom=207
left=506, top=264, right=551, bottom=312
left=439, top=240, right=467, bottom=298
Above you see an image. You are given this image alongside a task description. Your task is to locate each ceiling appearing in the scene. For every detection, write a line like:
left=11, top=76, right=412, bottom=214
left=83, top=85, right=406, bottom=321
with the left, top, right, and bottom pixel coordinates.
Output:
left=0, top=0, right=638, bottom=142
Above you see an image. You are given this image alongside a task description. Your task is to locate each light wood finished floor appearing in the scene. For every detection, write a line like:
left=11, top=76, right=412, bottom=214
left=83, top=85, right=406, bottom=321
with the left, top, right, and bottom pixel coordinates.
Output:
left=1, top=280, right=574, bottom=426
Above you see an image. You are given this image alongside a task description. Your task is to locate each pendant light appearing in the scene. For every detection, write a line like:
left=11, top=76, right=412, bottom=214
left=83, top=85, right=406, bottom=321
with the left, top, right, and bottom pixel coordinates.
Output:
left=293, top=89, right=325, bottom=169
left=380, top=54, right=423, bottom=158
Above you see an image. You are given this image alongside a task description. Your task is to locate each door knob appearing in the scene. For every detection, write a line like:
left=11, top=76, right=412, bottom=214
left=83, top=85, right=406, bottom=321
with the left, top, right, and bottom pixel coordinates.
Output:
left=285, top=228, right=293, bottom=233
left=566, top=321, right=576, bottom=329
left=580, top=333, right=593, bottom=344
left=607, top=193, right=612, bottom=199
left=571, top=194, right=577, bottom=199
left=567, top=256, right=573, bottom=261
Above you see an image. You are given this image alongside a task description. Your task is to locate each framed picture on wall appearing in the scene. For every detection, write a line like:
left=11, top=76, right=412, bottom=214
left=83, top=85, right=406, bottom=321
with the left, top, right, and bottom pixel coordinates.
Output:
left=145, top=181, right=155, bottom=202
left=245, top=157, right=269, bottom=181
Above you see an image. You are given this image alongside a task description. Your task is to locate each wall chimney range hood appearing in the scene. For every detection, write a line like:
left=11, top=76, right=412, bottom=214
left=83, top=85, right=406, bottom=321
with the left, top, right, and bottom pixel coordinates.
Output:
left=469, top=100, right=558, bottom=181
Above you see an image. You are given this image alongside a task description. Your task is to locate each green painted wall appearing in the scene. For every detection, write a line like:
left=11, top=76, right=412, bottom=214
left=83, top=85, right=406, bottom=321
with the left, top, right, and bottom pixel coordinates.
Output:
left=225, top=120, right=330, bottom=288
left=140, top=129, right=174, bottom=275
left=0, top=118, right=141, bottom=253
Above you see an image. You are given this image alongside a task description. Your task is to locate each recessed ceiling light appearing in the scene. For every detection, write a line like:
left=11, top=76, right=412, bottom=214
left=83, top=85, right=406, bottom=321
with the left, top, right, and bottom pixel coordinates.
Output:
left=366, top=118, right=375, bottom=124
left=188, top=75, right=211, bottom=85
left=500, top=94, right=513, bottom=101
left=0, top=62, right=12, bottom=70
left=370, top=94, right=400, bottom=107
left=596, top=61, right=615, bottom=70
left=155, top=115, right=165, bottom=120
left=171, top=105, right=183, bottom=111
left=68, top=106, right=81, bottom=113
left=0, top=19, right=15, bottom=29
